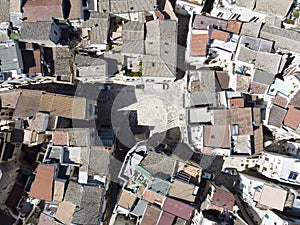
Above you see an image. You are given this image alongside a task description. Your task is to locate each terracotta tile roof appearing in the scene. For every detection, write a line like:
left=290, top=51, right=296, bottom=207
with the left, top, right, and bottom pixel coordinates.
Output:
left=162, top=197, right=194, bottom=220
left=53, top=130, right=68, bottom=146
left=190, top=30, right=209, bottom=56
left=209, top=184, right=235, bottom=212
left=29, top=165, right=55, bottom=201
left=5, top=183, right=23, bottom=208
left=254, top=126, right=263, bottom=154
left=202, top=147, right=214, bottom=154
left=216, top=71, right=229, bottom=90
left=268, top=105, right=287, bottom=128
left=22, top=49, right=41, bottom=74
left=157, top=211, right=175, bottom=225
left=259, top=185, right=287, bottom=211
left=38, top=213, right=55, bottom=225
left=53, top=180, right=65, bottom=202
left=176, top=162, right=200, bottom=178
left=252, top=107, right=262, bottom=125
left=213, top=109, right=231, bottom=125
left=284, top=105, right=300, bottom=130
left=226, top=20, right=242, bottom=34
left=140, top=204, right=161, bottom=225
left=168, top=180, right=196, bottom=202
left=55, top=201, right=76, bottom=225
left=22, top=0, right=63, bottom=23
left=249, top=82, right=268, bottom=95
left=117, top=190, right=136, bottom=209
left=229, top=98, right=244, bottom=108
left=68, top=0, right=83, bottom=19
left=142, top=189, right=164, bottom=204
left=38, top=93, right=87, bottom=119
left=230, top=108, right=253, bottom=135
left=0, top=90, right=21, bottom=109
left=155, top=10, right=164, bottom=20
left=273, top=93, right=288, bottom=108
left=29, top=49, right=41, bottom=74
left=289, top=90, right=300, bottom=108
left=31, top=112, right=49, bottom=132
left=211, top=29, right=230, bottom=41
left=13, top=90, right=43, bottom=118
left=204, top=125, right=230, bottom=148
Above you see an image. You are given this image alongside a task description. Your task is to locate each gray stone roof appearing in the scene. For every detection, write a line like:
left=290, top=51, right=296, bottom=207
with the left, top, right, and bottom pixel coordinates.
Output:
left=82, top=13, right=109, bottom=45
left=122, top=41, right=144, bottom=55
left=148, top=178, right=171, bottom=195
left=189, top=70, right=218, bottom=92
left=144, top=20, right=177, bottom=76
left=253, top=69, right=275, bottom=85
left=255, top=51, right=282, bottom=74
left=65, top=182, right=104, bottom=225
left=240, top=23, right=262, bottom=38
left=140, top=151, right=176, bottom=180
left=192, top=15, right=228, bottom=30
left=235, top=0, right=255, bottom=9
left=99, top=0, right=156, bottom=14
left=237, top=45, right=282, bottom=74
left=142, top=55, right=174, bottom=77
left=131, top=199, right=148, bottom=217
left=122, top=21, right=145, bottom=55
left=127, top=0, right=157, bottom=12
left=98, top=0, right=109, bottom=13
left=122, top=21, right=144, bottom=41
left=68, top=128, right=92, bottom=147
left=259, top=25, right=300, bottom=53
left=75, top=54, right=107, bottom=67
left=254, top=0, right=293, bottom=17
left=0, top=0, right=10, bottom=23
left=123, top=21, right=144, bottom=36
left=53, top=47, right=73, bottom=81
left=0, top=42, right=23, bottom=73
left=237, top=45, right=257, bottom=63
left=75, top=54, right=107, bottom=77
left=264, top=16, right=282, bottom=27
left=189, top=92, right=217, bottom=107
left=239, top=36, right=273, bottom=52
left=20, top=22, right=51, bottom=41
left=172, top=142, right=195, bottom=162
left=88, top=148, right=110, bottom=176
left=64, top=181, right=82, bottom=206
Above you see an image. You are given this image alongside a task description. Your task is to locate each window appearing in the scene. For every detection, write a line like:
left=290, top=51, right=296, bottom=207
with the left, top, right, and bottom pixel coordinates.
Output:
left=249, top=17, right=258, bottom=22
left=288, top=171, right=298, bottom=180
left=217, top=12, right=224, bottom=17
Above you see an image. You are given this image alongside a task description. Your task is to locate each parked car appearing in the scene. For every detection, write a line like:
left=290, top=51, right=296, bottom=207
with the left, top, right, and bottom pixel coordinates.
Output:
left=222, top=168, right=238, bottom=176
left=136, top=84, right=145, bottom=89
left=201, top=172, right=215, bottom=180
left=99, top=84, right=111, bottom=91
left=152, top=83, right=169, bottom=90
